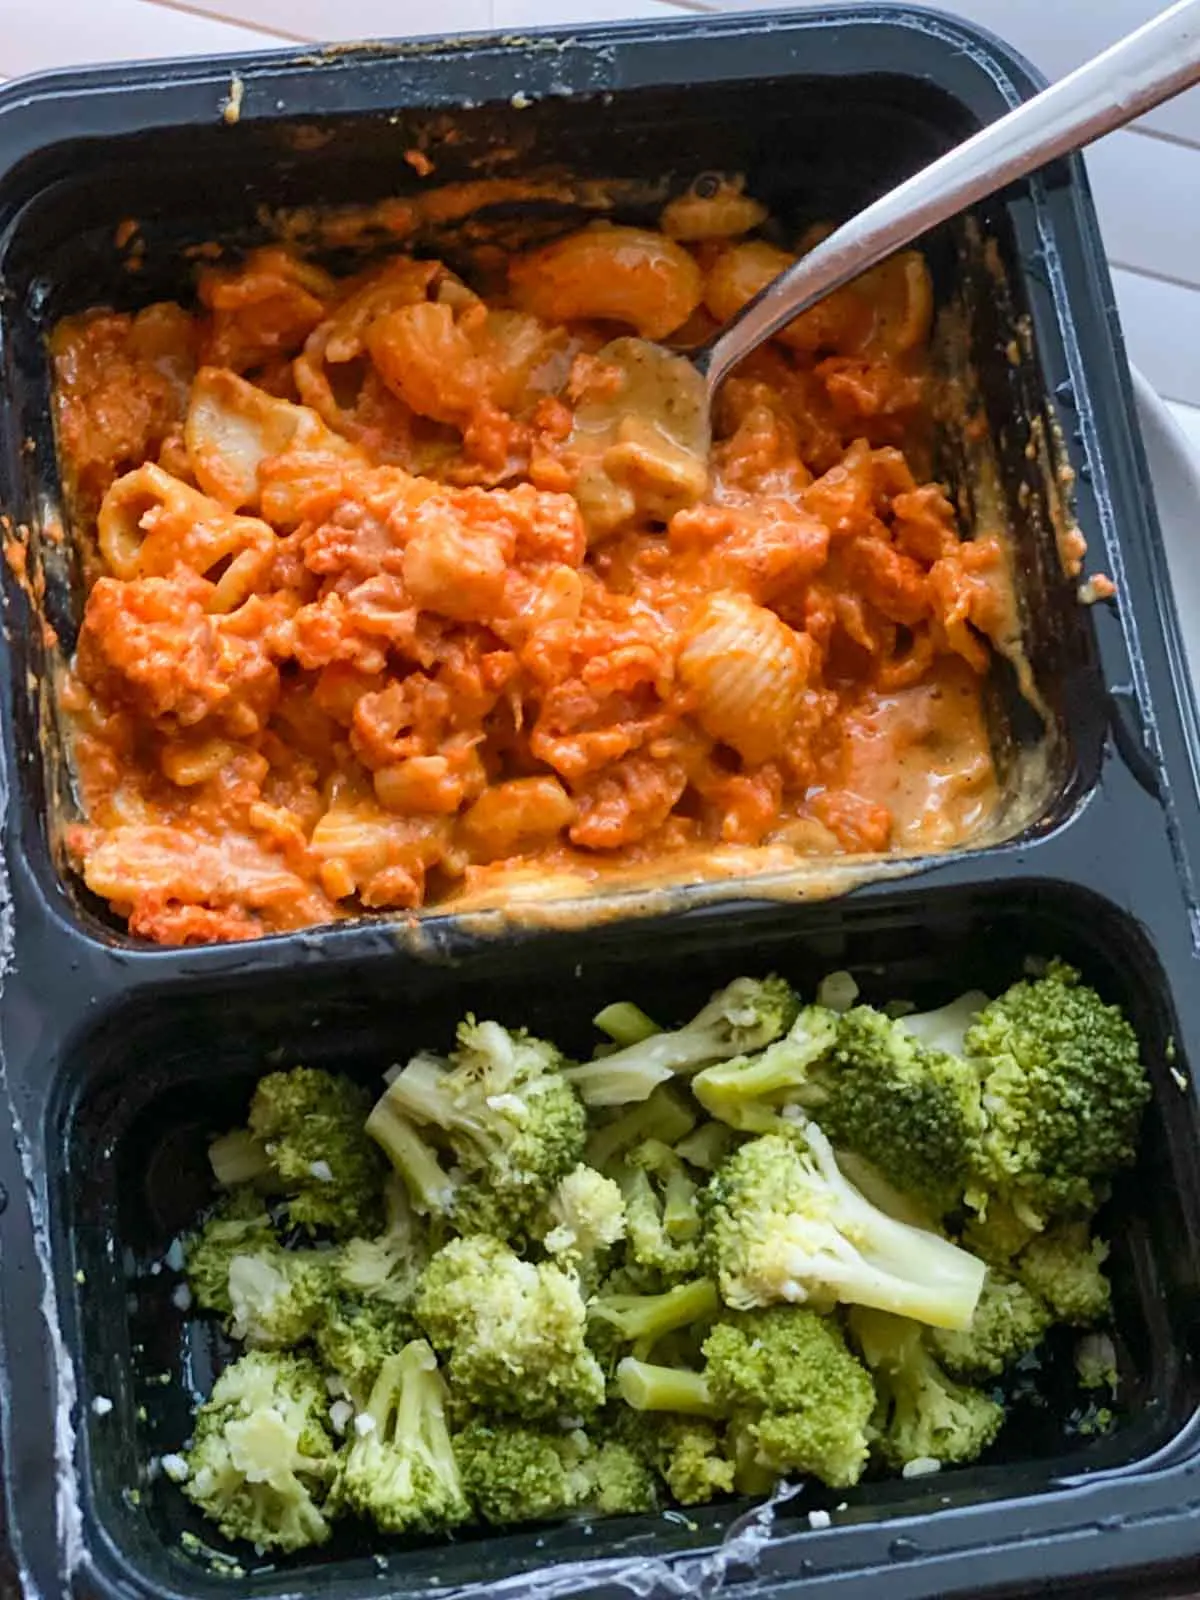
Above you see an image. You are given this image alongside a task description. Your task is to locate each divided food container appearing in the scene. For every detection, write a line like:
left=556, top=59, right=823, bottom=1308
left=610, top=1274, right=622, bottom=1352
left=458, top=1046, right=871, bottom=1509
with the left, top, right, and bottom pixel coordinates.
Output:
left=1, top=6, right=1200, bottom=1596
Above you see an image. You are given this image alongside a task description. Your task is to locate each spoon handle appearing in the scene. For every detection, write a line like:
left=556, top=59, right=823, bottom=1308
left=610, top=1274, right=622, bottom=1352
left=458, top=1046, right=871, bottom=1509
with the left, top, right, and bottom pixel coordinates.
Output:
left=700, top=0, right=1200, bottom=395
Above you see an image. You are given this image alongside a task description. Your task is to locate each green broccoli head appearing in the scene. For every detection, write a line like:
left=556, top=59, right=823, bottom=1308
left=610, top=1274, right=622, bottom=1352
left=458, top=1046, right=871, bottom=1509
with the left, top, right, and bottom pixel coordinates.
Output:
left=182, top=1351, right=337, bottom=1553
left=416, top=1235, right=605, bottom=1421
left=965, top=962, right=1149, bottom=1227
left=654, top=1418, right=736, bottom=1506
left=959, top=1198, right=1038, bottom=1268
left=704, top=1127, right=987, bottom=1331
left=929, top=1271, right=1052, bottom=1381
left=565, top=977, right=800, bottom=1107
left=820, top=1006, right=985, bottom=1217
left=455, top=1420, right=592, bottom=1524
left=368, top=1020, right=587, bottom=1240
left=314, top=1296, right=415, bottom=1400
left=454, top=1421, right=656, bottom=1524
left=849, top=1307, right=1004, bottom=1472
left=691, top=1006, right=840, bottom=1134
left=334, top=1339, right=469, bottom=1535
left=210, top=1067, right=387, bottom=1240
left=1016, top=1220, right=1112, bottom=1326
left=702, top=1307, right=874, bottom=1489
left=226, top=1245, right=333, bottom=1350
left=185, top=1191, right=277, bottom=1316
left=616, top=1139, right=703, bottom=1282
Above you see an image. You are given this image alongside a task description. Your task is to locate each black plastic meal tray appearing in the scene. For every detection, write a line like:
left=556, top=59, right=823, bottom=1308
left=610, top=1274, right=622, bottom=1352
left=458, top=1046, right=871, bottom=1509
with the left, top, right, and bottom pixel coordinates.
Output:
left=2, top=6, right=1200, bottom=1598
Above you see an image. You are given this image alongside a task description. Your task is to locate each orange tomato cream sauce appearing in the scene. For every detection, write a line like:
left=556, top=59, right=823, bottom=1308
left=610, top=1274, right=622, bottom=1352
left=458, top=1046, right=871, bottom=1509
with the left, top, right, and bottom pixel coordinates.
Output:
left=50, top=191, right=1014, bottom=945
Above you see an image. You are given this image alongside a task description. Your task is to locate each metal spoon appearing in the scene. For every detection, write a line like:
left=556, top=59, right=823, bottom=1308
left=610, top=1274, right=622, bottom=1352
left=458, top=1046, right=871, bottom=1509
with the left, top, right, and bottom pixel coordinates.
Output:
left=571, top=0, right=1200, bottom=537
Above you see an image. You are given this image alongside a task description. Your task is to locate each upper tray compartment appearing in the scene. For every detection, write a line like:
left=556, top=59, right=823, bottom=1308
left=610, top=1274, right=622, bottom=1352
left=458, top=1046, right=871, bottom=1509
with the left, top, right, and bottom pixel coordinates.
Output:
left=0, top=7, right=1171, bottom=954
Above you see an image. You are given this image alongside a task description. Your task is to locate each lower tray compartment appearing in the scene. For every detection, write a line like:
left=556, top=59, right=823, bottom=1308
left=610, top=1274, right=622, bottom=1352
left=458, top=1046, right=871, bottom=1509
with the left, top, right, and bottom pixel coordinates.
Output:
left=49, top=879, right=1200, bottom=1599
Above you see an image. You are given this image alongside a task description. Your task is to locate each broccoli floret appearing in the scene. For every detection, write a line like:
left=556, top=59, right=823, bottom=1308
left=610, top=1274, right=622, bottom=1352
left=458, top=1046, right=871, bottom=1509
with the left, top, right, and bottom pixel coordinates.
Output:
left=691, top=1006, right=840, bottom=1133
left=820, top=1006, right=986, bottom=1217
left=314, top=1178, right=430, bottom=1395
left=454, top=1421, right=655, bottom=1524
left=416, top=1235, right=605, bottom=1420
left=182, top=1351, right=337, bottom=1553
left=704, top=1126, right=987, bottom=1331
left=455, top=1420, right=590, bottom=1524
left=702, top=1307, right=874, bottom=1489
left=227, top=1245, right=332, bottom=1349
left=586, top=1084, right=699, bottom=1172
left=959, top=1198, right=1038, bottom=1268
left=368, top=1019, right=587, bottom=1239
left=611, top=1407, right=735, bottom=1506
left=616, top=1140, right=703, bottom=1282
left=849, top=1308, right=1004, bottom=1471
left=655, top=1418, right=736, bottom=1505
left=541, top=1164, right=627, bottom=1275
left=335, top=1339, right=468, bottom=1535
left=565, top=978, right=799, bottom=1106
left=1016, top=1220, right=1112, bottom=1325
left=185, top=1191, right=277, bottom=1316
left=965, top=962, right=1149, bottom=1227
left=316, top=1296, right=413, bottom=1400
left=928, top=1271, right=1052, bottom=1380
left=211, top=1068, right=387, bottom=1240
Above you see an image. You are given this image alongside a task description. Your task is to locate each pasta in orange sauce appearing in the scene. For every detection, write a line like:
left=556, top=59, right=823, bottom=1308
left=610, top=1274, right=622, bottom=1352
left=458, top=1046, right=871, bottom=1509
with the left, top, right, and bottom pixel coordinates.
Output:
left=51, top=194, right=1012, bottom=944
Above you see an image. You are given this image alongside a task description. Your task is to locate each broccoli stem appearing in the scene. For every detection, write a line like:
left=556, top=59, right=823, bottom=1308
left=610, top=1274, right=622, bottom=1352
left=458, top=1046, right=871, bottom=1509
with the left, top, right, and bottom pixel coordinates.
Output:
left=662, top=1168, right=700, bottom=1242
left=692, top=1010, right=836, bottom=1128
left=585, top=1086, right=698, bottom=1173
left=616, top=1358, right=720, bottom=1417
left=365, top=1100, right=456, bottom=1216
left=674, top=1122, right=737, bottom=1172
left=591, top=1278, right=719, bottom=1345
left=594, top=1003, right=662, bottom=1048
left=209, top=1129, right=273, bottom=1188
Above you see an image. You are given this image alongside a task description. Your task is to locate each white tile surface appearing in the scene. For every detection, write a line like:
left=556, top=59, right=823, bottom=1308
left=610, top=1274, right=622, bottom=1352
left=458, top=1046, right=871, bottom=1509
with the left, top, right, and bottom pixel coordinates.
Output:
left=0, top=0, right=285, bottom=77
left=1112, top=267, right=1200, bottom=411
left=1084, top=129, right=1200, bottom=291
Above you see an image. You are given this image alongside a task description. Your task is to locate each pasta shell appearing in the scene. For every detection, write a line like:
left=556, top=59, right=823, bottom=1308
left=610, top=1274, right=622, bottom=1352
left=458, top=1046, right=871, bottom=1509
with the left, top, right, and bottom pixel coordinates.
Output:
left=677, top=591, right=809, bottom=765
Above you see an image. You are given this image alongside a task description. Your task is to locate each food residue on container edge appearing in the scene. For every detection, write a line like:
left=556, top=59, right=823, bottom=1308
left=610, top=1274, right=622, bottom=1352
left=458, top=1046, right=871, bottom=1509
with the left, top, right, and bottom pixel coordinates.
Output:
left=221, top=74, right=244, bottom=126
left=1077, top=573, right=1116, bottom=605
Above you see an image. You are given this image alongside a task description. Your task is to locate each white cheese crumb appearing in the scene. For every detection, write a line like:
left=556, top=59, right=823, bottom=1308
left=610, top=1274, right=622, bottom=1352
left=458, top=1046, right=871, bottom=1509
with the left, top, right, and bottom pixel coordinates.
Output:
left=486, top=1094, right=526, bottom=1116
left=161, top=1453, right=190, bottom=1483
left=91, top=1396, right=114, bottom=1417
left=807, top=1509, right=831, bottom=1529
left=354, top=1412, right=377, bottom=1437
left=309, top=1160, right=335, bottom=1183
left=171, top=1283, right=193, bottom=1312
left=901, top=1456, right=942, bottom=1478
left=511, top=91, right=532, bottom=108
left=329, top=1400, right=355, bottom=1435
left=164, top=1238, right=185, bottom=1272
left=326, top=1374, right=350, bottom=1398
left=1171, top=1066, right=1189, bottom=1093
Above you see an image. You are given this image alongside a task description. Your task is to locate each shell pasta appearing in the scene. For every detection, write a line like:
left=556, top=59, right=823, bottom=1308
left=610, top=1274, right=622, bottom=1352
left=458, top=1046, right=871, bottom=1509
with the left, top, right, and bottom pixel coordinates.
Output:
left=51, top=194, right=1012, bottom=944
